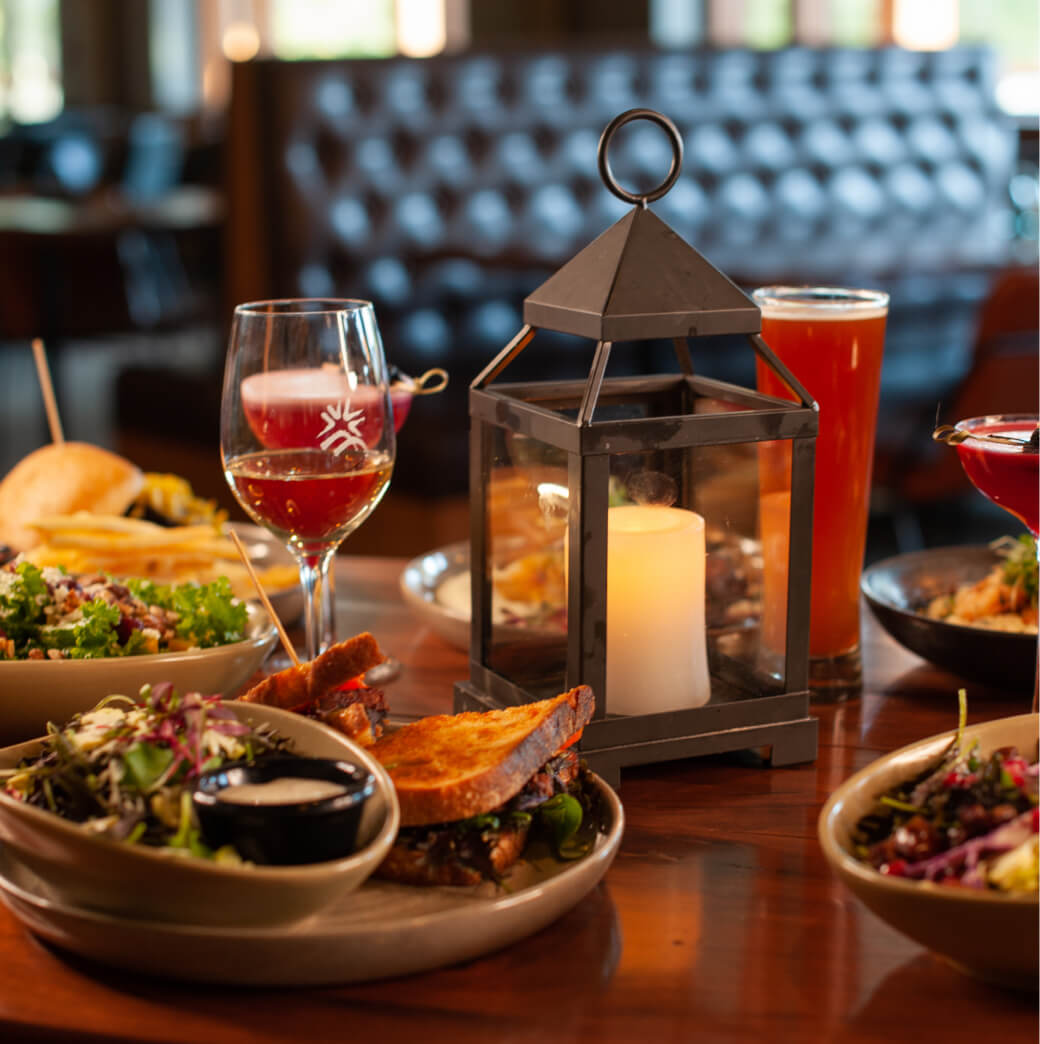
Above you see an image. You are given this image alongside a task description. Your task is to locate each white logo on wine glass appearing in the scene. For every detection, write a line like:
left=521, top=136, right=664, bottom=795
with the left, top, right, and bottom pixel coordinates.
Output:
left=318, top=401, right=366, bottom=456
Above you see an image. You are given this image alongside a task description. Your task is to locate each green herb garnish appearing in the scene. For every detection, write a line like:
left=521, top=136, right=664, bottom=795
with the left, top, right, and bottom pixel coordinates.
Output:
left=995, top=534, right=1038, bottom=607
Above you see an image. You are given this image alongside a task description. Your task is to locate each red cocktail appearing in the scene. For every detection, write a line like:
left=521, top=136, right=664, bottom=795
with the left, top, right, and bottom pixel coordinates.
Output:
left=953, top=416, right=1039, bottom=536
left=942, top=413, right=1040, bottom=709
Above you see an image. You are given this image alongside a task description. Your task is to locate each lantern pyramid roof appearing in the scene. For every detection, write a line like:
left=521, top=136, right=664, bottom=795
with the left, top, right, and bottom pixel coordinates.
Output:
left=523, top=206, right=761, bottom=342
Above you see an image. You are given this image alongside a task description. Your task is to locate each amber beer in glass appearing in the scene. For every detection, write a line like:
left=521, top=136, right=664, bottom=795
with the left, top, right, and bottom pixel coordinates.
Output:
left=753, top=286, right=889, bottom=693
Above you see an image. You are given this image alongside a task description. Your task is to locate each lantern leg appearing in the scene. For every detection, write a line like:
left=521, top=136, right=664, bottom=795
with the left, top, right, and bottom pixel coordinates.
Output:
left=749, top=332, right=815, bottom=409
left=471, top=324, right=537, bottom=389
left=577, top=340, right=612, bottom=425
left=763, top=717, right=819, bottom=767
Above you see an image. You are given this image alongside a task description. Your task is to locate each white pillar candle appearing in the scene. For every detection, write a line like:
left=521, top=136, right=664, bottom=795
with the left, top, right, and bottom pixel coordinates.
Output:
left=606, top=504, right=711, bottom=715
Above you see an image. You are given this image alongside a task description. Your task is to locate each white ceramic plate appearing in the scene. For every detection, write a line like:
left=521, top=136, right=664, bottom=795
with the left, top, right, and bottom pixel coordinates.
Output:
left=399, top=542, right=566, bottom=653
left=400, top=536, right=763, bottom=654
left=0, top=703, right=399, bottom=927
left=0, top=604, right=278, bottom=745
left=0, top=774, right=622, bottom=985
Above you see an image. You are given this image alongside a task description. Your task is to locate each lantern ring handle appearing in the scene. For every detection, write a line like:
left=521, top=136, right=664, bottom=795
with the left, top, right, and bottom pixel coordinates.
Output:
left=597, top=108, right=683, bottom=207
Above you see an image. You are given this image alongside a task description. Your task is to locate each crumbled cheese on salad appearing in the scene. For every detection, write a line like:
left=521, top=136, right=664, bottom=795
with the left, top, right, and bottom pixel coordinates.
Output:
left=0, top=561, right=247, bottom=660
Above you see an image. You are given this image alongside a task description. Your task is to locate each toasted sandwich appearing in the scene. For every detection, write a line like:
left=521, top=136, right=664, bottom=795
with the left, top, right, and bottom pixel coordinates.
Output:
left=370, top=685, right=596, bottom=886
left=240, top=631, right=389, bottom=745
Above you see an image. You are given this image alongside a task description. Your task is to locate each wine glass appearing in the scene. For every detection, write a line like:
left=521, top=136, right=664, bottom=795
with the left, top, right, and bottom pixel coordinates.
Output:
left=935, top=413, right=1039, bottom=706
left=221, top=299, right=395, bottom=662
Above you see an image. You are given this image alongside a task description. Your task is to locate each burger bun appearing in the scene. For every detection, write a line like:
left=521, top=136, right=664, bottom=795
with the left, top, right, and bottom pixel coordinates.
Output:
left=0, top=442, right=144, bottom=550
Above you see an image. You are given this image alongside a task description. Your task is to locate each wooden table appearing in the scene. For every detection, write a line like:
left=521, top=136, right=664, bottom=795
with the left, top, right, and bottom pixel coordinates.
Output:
left=1, top=555, right=1036, bottom=1042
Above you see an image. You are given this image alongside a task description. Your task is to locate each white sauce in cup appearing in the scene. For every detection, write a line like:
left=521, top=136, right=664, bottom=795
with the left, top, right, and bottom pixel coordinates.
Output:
left=216, top=777, right=348, bottom=806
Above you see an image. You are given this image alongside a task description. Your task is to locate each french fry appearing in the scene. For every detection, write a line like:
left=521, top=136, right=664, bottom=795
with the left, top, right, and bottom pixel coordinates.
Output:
left=19, top=511, right=298, bottom=601
left=27, top=512, right=172, bottom=535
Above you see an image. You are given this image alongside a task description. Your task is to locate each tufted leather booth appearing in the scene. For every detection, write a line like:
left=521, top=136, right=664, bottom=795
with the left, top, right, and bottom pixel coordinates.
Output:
left=215, top=46, right=1017, bottom=497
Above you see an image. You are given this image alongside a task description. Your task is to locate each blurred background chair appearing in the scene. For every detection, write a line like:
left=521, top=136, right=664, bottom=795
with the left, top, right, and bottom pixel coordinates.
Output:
left=871, top=264, right=1039, bottom=551
left=122, top=45, right=1023, bottom=548
left=0, top=0, right=1034, bottom=559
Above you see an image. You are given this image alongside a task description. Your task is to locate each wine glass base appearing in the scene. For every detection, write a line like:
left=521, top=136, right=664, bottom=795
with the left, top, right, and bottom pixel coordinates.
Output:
left=808, top=647, right=862, bottom=703
left=364, top=657, right=402, bottom=687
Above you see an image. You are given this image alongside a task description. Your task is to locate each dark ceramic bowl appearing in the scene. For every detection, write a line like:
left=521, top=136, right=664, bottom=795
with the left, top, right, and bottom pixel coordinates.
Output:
left=861, top=545, right=1036, bottom=693
left=193, top=755, right=375, bottom=866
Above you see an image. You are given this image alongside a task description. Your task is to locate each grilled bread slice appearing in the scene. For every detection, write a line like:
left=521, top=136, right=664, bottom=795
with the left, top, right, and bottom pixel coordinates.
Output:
left=240, top=632, right=384, bottom=710
left=369, top=685, right=594, bottom=827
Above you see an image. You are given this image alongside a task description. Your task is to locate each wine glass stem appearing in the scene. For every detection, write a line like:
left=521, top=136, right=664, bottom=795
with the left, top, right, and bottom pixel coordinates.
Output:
left=322, top=565, right=337, bottom=653
left=297, top=547, right=337, bottom=661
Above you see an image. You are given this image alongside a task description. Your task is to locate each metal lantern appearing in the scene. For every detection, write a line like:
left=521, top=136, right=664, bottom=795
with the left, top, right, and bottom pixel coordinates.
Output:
left=454, top=109, right=819, bottom=786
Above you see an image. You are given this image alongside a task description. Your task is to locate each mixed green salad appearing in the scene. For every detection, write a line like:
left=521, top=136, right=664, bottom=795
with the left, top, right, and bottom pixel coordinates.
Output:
left=0, top=561, right=248, bottom=660
left=1, top=683, right=292, bottom=862
left=852, top=694, right=1038, bottom=893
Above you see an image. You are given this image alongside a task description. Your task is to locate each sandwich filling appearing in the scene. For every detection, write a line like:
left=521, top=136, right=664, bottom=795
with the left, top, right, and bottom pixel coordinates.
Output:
left=378, top=748, right=598, bottom=887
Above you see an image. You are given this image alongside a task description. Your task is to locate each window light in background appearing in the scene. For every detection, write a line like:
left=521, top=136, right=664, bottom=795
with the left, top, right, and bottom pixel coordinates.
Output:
left=650, top=0, right=705, bottom=48
left=396, top=0, right=447, bottom=58
left=222, top=20, right=261, bottom=62
left=269, top=0, right=396, bottom=59
left=0, top=0, right=63, bottom=124
left=892, top=0, right=958, bottom=50
left=960, top=0, right=1039, bottom=116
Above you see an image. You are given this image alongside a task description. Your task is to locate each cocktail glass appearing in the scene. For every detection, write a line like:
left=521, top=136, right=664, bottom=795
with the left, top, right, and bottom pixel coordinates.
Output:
left=937, top=413, right=1039, bottom=706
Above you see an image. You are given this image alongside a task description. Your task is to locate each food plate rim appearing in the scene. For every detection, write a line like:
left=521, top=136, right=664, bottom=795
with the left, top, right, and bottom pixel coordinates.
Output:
left=0, top=701, right=400, bottom=886
left=0, top=773, right=624, bottom=985
left=818, top=710, right=1039, bottom=906
left=860, top=543, right=1036, bottom=644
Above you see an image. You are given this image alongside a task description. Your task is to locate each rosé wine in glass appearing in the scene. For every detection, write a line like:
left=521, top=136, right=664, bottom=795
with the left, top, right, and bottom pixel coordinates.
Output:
left=225, top=447, right=394, bottom=545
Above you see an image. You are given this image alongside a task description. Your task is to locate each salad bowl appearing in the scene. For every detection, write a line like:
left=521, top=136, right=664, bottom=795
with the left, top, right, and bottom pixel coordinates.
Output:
left=0, top=603, right=277, bottom=745
left=0, top=702, right=399, bottom=927
left=818, top=713, right=1038, bottom=990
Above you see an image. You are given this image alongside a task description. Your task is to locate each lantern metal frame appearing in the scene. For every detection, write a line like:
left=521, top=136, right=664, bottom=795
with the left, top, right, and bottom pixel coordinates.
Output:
left=454, top=110, right=819, bottom=786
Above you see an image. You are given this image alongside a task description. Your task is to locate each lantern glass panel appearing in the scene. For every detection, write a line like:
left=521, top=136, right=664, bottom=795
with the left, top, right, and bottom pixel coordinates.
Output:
left=604, top=437, right=790, bottom=710
left=484, top=429, right=568, bottom=698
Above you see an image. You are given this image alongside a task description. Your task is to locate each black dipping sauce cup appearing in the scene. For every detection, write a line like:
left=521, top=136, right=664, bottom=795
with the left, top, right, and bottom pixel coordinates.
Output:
left=192, top=756, right=375, bottom=866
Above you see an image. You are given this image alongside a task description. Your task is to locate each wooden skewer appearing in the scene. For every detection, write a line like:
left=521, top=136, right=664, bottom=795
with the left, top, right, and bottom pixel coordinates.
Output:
left=31, top=338, right=64, bottom=444
left=228, top=528, right=301, bottom=668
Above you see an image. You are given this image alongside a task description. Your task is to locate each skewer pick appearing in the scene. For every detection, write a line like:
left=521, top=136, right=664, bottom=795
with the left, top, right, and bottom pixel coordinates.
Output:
left=228, top=528, right=301, bottom=668
left=31, top=338, right=64, bottom=445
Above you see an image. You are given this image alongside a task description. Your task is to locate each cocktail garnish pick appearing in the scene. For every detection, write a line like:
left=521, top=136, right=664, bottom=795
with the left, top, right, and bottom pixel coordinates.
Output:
left=228, top=528, right=302, bottom=667
left=933, top=424, right=1033, bottom=448
left=31, top=338, right=64, bottom=445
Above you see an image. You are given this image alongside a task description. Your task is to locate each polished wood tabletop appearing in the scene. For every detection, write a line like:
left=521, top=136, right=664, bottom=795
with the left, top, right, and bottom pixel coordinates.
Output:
left=1, top=554, right=1036, bottom=1043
